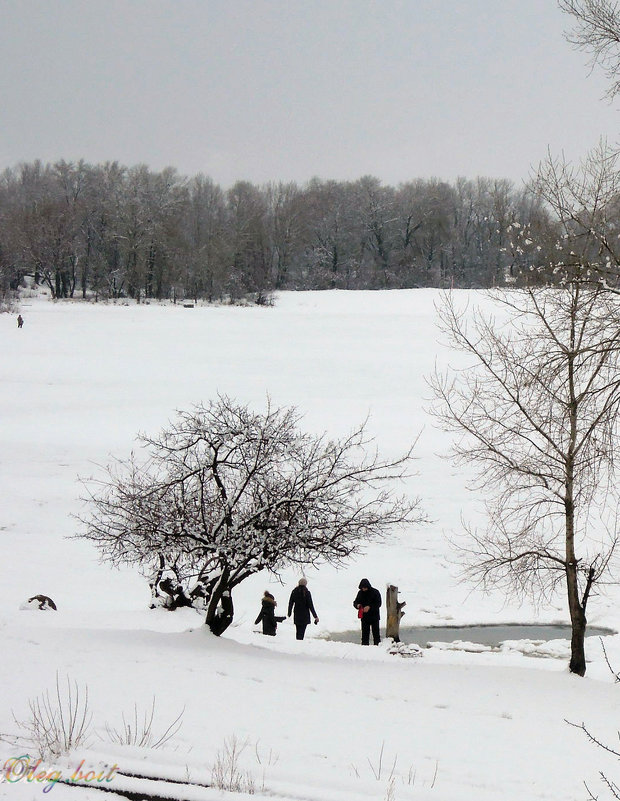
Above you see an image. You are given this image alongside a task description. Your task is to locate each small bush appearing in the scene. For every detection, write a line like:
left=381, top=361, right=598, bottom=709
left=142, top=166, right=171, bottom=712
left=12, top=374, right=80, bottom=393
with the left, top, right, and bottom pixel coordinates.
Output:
left=13, top=674, right=92, bottom=758
left=211, top=735, right=256, bottom=794
left=101, top=698, right=184, bottom=749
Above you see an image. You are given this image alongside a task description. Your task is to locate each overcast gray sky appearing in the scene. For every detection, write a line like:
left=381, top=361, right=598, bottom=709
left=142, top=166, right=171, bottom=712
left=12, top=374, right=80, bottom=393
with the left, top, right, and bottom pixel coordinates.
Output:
left=1, top=0, right=618, bottom=187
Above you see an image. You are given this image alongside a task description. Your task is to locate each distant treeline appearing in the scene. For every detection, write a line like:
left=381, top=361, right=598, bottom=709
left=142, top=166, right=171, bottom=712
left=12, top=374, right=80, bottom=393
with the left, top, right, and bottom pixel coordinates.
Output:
left=0, top=160, right=554, bottom=302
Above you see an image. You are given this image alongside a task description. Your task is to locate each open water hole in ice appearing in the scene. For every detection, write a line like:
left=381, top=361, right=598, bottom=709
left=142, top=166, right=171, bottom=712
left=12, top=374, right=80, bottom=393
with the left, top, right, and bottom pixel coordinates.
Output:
left=327, top=623, right=616, bottom=647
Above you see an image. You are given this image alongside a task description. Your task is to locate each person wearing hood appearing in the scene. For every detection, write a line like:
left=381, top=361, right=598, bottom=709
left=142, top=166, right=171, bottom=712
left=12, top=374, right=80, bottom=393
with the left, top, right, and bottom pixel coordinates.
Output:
left=287, top=578, right=319, bottom=640
left=255, top=591, right=286, bottom=636
left=353, top=578, right=382, bottom=645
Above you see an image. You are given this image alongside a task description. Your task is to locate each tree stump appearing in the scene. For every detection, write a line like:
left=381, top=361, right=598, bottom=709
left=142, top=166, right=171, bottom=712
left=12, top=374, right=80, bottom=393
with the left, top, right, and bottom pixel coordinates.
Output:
left=385, top=584, right=406, bottom=642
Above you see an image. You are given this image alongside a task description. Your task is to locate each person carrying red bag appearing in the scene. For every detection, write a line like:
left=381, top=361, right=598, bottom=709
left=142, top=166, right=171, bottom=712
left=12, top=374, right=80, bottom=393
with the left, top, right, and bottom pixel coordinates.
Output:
left=353, top=578, right=382, bottom=645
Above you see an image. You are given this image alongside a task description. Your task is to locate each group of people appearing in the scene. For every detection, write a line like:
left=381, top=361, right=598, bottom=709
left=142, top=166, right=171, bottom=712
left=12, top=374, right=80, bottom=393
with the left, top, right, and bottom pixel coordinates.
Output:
left=254, top=578, right=318, bottom=640
left=255, top=577, right=382, bottom=645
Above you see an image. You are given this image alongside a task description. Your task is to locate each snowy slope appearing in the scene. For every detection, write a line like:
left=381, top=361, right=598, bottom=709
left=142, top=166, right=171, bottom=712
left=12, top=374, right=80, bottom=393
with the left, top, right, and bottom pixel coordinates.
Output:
left=1, top=290, right=620, bottom=801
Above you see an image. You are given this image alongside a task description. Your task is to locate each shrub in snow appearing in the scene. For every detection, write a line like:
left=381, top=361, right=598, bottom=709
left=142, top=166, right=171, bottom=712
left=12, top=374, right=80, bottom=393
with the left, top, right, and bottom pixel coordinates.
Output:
left=101, top=698, right=183, bottom=749
left=350, top=741, right=437, bottom=792
left=211, top=735, right=256, bottom=794
left=13, top=674, right=92, bottom=759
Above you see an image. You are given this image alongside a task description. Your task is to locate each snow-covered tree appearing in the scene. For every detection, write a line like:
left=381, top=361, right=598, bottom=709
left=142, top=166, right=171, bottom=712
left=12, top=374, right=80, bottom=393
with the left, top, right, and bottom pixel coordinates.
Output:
left=78, top=397, right=423, bottom=635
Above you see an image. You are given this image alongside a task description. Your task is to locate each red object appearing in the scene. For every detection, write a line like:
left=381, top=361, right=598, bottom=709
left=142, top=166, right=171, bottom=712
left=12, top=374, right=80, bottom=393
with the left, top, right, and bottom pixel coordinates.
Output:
left=357, top=607, right=364, bottom=619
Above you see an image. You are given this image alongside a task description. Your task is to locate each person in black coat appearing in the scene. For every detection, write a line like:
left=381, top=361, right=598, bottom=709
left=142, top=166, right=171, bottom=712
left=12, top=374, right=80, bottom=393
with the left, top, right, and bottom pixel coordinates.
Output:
left=287, top=578, right=319, bottom=640
left=353, top=578, right=382, bottom=645
left=255, top=591, right=285, bottom=636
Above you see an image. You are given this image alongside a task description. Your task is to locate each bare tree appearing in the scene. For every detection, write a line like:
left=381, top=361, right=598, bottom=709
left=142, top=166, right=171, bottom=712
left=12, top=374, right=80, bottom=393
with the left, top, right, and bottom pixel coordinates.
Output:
left=265, top=181, right=304, bottom=291
left=78, top=397, right=423, bottom=636
left=182, top=175, right=230, bottom=303
left=560, top=0, right=620, bottom=100
left=529, top=142, right=620, bottom=289
left=430, top=285, right=620, bottom=675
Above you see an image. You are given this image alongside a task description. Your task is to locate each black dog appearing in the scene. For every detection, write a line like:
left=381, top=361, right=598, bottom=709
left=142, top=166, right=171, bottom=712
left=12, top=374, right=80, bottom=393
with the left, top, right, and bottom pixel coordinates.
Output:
left=28, top=595, right=57, bottom=610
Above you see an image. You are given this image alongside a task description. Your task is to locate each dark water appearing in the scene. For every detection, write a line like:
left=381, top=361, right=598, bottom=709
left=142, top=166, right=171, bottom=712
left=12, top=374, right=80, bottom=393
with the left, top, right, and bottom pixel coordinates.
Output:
left=327, top=623, right=616, bottom=647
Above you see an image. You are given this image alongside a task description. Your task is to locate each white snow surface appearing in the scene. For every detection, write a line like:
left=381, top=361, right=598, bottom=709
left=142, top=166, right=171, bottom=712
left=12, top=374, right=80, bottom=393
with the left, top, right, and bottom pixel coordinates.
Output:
left=2, top=290, right=620, bottom=800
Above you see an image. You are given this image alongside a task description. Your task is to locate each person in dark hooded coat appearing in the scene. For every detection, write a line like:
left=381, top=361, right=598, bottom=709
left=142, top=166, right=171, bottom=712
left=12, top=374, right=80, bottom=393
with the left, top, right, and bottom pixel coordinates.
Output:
left=287, top=578, right=319, bottom=640
left=353, top=578, right=382, bottom=645
left=255, top=591, right=285, bottom=636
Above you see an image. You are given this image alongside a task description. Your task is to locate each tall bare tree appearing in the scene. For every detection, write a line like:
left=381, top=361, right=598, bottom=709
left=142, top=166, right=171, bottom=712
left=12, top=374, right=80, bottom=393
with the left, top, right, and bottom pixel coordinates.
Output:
left=430, top=284, right=620, bottom=675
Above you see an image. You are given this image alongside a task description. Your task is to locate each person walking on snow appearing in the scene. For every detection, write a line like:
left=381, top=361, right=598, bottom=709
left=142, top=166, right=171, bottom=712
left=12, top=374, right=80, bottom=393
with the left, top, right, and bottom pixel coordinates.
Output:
left=287, top=578, right=319, bottom=640
left=353, top=578, right=382, bottom=645
left=255, top=591, right=285, bottom=636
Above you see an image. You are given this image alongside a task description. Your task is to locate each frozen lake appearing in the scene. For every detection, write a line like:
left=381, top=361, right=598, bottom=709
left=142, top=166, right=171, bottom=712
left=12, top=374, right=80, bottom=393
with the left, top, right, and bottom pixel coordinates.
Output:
left=328, top=623, right=616, bottom=647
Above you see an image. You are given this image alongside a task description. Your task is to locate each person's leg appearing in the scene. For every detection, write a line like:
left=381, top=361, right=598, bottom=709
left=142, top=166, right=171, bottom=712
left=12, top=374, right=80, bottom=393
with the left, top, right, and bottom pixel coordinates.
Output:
left=371, top=619, right=380, bottom=645
left=361, top=618, right=370, bottom=645
left=296, top=623, right=307, bottom=640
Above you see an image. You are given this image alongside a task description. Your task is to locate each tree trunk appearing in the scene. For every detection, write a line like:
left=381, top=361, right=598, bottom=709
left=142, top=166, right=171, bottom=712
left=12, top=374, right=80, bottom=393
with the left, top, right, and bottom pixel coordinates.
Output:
left=569, top=613, right=587, bottom=676
left=565, top=342, right=586, bottom=676
left=567, top=561, right=587, bottom=676
left=209, top=591, right=234, bottom=636
left=148, top=553, right=166, bottom=609
left=204, top=568, right=234, bottom=636
left=385, top=584, right=406, bottom=642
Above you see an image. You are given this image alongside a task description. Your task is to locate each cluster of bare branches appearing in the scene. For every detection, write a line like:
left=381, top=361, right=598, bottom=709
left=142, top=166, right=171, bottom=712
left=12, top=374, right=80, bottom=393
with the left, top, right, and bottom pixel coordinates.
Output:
left=101, top=699, right=183, bottom=750
left=567, top=641, right=620, bottom=798
left=528, top=142, right=620, bottom=288
left=13, top=674, right=92, bottom=758
left=78, top=396, right=423, bottom=634
left=544, top=1, right=620, bottom=298
left=560, top=0, right=620, bottom=100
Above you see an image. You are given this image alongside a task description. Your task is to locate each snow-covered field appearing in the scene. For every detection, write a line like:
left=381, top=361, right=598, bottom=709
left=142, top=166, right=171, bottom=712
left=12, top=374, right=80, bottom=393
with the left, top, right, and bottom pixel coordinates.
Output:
left=2, top=290, right=620, bottom=801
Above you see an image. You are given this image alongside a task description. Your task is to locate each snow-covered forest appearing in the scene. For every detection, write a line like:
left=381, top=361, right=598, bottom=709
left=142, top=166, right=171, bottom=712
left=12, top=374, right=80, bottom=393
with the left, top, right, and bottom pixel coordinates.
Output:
left=0, top=165, right=552, bottom=303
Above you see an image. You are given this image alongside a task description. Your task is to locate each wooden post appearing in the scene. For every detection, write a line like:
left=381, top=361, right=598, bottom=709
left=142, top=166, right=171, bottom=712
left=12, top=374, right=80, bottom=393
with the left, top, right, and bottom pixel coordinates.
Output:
left=385, top=584, right=406, bottom=642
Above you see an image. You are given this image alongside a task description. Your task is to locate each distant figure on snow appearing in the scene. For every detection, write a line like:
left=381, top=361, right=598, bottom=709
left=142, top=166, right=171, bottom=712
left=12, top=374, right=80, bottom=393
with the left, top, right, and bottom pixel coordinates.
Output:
left=17, top=314, right=23, bottom=328
left=255, top=591, right=285, bottom=636
left=287, top=578, right=319, bottom=640
left=353, top=578, right=382, bottom=645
